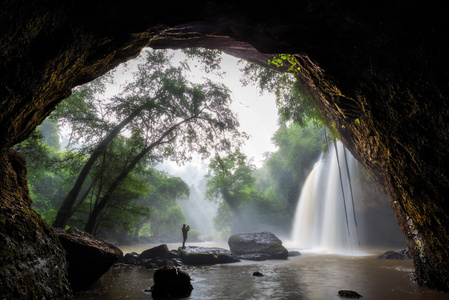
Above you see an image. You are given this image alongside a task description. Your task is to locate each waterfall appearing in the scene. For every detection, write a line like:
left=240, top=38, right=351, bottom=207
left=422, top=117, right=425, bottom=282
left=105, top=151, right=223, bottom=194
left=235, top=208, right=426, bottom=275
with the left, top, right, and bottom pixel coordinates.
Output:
left=290, top=141, right=361, bottom=255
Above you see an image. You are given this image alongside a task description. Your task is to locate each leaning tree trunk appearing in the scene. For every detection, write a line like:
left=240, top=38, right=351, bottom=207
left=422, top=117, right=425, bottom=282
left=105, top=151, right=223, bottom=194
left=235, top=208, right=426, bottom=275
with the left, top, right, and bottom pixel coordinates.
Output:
left=84, top=117, right=192, bottom=234
left=84, top=143, right=154, bottom=233
left=52, top=104, right=154, bottom=228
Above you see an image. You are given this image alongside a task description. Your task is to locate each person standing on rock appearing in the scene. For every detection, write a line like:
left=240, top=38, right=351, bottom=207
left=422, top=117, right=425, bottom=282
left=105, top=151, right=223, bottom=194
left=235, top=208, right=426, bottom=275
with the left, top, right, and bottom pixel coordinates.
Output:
left=182, top=224, right=190, bottom=249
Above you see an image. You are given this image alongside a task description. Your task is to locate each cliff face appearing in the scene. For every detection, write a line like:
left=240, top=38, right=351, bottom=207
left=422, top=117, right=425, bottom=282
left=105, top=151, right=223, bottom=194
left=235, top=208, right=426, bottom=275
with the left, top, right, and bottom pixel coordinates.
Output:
left=0, top=149, right=72, bottom=298
left=1, top=0, right=449, bottom=296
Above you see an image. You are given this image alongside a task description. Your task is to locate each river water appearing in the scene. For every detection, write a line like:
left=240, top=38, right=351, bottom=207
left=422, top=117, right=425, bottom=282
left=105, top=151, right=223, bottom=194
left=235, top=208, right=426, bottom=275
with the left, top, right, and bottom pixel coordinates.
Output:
left=75, top=242, right=449, bottom=300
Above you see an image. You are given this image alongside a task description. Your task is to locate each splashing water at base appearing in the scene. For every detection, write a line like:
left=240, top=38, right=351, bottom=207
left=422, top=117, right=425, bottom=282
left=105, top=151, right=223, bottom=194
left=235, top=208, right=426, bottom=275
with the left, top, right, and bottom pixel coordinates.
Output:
left=290, top=141, right=363, bottom=255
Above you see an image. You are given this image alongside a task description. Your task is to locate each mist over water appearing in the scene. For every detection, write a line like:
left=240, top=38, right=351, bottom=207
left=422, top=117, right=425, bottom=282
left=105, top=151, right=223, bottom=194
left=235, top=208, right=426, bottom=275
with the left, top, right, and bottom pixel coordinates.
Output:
left=291, top=141, right=370, bottom=255
left=178, top=180, right=217, bottom=237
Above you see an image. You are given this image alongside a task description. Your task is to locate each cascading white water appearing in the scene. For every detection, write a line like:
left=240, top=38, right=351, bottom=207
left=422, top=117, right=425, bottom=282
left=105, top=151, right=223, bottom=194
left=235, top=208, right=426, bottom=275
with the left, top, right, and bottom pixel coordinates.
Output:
left=290, top=141, right=362, bottom=255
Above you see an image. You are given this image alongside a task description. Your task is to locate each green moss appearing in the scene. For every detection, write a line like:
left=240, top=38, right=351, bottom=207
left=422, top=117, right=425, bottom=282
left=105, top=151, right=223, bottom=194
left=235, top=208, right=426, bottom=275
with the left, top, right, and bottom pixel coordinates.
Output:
left=0, top=149, right=72, bottom=298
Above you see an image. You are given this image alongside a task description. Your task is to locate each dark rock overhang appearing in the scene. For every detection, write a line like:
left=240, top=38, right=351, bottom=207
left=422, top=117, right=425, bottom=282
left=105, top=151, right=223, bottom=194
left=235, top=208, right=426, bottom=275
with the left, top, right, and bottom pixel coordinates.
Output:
left=1, top=0, right=449, bottom=295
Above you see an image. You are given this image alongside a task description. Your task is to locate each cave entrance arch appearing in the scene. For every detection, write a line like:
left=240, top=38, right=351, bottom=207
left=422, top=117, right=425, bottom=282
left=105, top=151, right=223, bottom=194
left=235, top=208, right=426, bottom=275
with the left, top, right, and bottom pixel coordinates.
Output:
left=1, top=2, right=449, bottom=297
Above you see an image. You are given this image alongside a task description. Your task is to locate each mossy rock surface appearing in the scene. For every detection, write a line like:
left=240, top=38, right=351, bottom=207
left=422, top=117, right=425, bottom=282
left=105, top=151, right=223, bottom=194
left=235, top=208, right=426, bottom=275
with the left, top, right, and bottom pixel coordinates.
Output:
left=0, top=149, right=72, bottom=299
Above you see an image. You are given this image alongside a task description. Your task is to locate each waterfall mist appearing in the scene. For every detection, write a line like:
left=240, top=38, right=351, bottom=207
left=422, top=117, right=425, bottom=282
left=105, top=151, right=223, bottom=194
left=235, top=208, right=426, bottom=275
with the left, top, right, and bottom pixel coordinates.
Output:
left=178, top=178, right=218, bottom=239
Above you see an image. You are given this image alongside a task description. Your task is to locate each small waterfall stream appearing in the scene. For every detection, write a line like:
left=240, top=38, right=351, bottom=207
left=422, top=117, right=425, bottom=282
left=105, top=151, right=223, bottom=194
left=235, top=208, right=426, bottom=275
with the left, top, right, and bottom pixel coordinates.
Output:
left=290, top=141, right=362, bottom=255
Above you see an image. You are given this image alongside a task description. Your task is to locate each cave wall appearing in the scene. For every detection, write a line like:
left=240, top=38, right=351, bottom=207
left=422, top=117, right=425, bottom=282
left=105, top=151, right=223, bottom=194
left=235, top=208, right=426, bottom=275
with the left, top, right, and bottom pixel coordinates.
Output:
left=1, top=0, right=449, bottom=296
left=0, top=149, right=72, bottom=298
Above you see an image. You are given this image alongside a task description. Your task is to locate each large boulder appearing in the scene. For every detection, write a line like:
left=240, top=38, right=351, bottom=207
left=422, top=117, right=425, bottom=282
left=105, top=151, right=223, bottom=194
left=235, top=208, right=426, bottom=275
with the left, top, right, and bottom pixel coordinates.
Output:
left=178, top=246, right=240, bottom=265
left=228, top=232, right=288, bottom=260
left=151, top=266, right=193, bottom=299
left=138, top=244, right=170, bottom=260
left=53, top=228, right=123, bottom=291
left=117, top=245, right=183, bottom=269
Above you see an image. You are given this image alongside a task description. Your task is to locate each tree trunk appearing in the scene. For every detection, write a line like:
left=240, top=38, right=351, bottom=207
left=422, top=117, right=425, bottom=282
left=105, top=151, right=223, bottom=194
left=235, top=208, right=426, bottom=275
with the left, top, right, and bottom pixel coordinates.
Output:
left=84, top=117, right=193, bottom=234
left=52, top=105, right=152, bottom=228
left=222, top=190, right=246, bottom=233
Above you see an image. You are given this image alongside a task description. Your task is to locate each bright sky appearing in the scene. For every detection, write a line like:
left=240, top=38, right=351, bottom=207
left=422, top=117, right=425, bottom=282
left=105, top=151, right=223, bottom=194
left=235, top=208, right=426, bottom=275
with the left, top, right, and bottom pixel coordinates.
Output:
left=184, top=52, right=280, bottom=164
left=104, top=50, right=280, bottom=185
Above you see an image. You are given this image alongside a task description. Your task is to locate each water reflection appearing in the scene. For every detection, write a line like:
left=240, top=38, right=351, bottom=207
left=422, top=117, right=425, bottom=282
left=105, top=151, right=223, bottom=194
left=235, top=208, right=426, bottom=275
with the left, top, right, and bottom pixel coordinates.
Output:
left=75, top=244, right=449, bottom=300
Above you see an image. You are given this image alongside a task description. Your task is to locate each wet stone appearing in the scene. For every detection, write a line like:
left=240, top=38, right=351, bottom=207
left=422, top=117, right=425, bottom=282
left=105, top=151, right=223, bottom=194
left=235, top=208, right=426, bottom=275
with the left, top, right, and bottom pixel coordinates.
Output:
left=338, top=290, right=363, bottom=298
left=150, top=266, right=193, bottom=299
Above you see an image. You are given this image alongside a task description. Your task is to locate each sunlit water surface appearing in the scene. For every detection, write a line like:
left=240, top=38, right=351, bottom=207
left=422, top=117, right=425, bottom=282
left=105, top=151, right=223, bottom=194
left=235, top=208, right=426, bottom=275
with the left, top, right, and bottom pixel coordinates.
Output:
left=75, top=242, right=449, bottom=300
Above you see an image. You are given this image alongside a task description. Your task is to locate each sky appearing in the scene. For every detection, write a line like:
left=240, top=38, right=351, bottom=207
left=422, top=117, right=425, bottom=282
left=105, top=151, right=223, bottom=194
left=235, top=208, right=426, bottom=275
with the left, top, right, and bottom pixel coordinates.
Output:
left=97, top=50, right=280, bottom=185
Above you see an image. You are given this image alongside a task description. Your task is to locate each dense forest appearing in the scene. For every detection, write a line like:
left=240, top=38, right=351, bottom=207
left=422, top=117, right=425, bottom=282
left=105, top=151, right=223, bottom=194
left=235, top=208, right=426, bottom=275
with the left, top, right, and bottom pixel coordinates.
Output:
left=15, top=48, right=391, bottom=244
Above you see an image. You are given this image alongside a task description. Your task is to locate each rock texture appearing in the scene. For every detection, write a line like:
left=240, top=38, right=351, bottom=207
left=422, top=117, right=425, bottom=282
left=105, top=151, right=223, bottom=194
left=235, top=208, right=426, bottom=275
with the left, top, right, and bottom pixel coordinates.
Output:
left=377, top=249, right=411, bottom=260
left=338, top=290, right=363, bottom=298
left=53, top=228, right=123, bottom=291
left=151, top=266, right=193, bottom=299
left=288, top=250, right=302, bottom=257
left=0, top=149, right=72, bottom=299
left=1, top=0, right=449, bottom=294
left=118, top=245, right=240, bottom=267
left=228, top=232, right=288, bottom=260
left=178, top=246, right=240, bottom=265
left=138, top=244, right=171, bottom=260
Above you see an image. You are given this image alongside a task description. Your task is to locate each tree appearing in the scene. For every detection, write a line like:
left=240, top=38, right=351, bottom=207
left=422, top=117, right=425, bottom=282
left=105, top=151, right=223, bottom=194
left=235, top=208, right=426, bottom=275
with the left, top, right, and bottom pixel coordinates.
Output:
left=50, top=51, right=242, bottom=232
left=93, top=168, right=189, bottom=239
left=265, top=123, right=325, bottom=210
left=205, top=152, right=256, bottom=233
left=13, top=124, right=76, bottom=224
left=39, top=119, right=60, bottom=151
left=51, top=49, right=244, bottom=233
left=52, top=53, right=169, bottom=228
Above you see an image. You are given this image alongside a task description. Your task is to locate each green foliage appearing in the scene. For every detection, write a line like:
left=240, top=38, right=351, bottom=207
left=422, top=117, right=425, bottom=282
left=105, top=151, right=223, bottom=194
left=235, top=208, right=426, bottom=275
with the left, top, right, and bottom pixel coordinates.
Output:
left=129, top=170, right=189, bottom=238
left=206, top=151, right=256, bottom=233
left=212, top=202, right=233, bottom=239
left=268, top=54, right=301, bottom=74
left=39, top=119, right=60, bottom=151
left=181, top=48, right=223, bottom=75
left=263, top=123, right=325, bottom=212
left=21, top=48, right=330, bottom=240
left=206, top=152, right=255, bottom=207
left=188, top=229, right=202, bottom=241
left=240, top=57, right=323, bottom=128
left=52, top=75, right=112, bottom=150
left=47, top=48, right=244, bottom=234
left=13, top=125, right=74, bottom=224
left=112, top=49, right=244, bottom=162
left=14, top=128, right=50, bottom=170
left=207, top=122, right=326, bottom=236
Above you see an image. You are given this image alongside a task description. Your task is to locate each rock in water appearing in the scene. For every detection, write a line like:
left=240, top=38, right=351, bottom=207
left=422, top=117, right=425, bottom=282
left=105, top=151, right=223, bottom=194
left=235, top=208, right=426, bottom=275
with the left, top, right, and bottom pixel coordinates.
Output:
left=53, top=228, right=123, bottom=291
left=288, top=250, right=302, bottom=257
left=377, top=250, right=409, bottom=260
left=178, top=246, right=240, bottom=265
left=338, top=290, right=363, bottom=298
left=138, top=244, right=170, bottom=260
left=228, top=232, right=288, bottom=260
left=151, top=266, right=193, bottom=298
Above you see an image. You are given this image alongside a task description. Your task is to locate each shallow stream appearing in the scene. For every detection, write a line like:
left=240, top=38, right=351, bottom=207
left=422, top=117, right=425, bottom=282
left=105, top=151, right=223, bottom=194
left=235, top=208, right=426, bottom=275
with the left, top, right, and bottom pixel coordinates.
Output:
left=75, top=242, right=449, bottom=300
